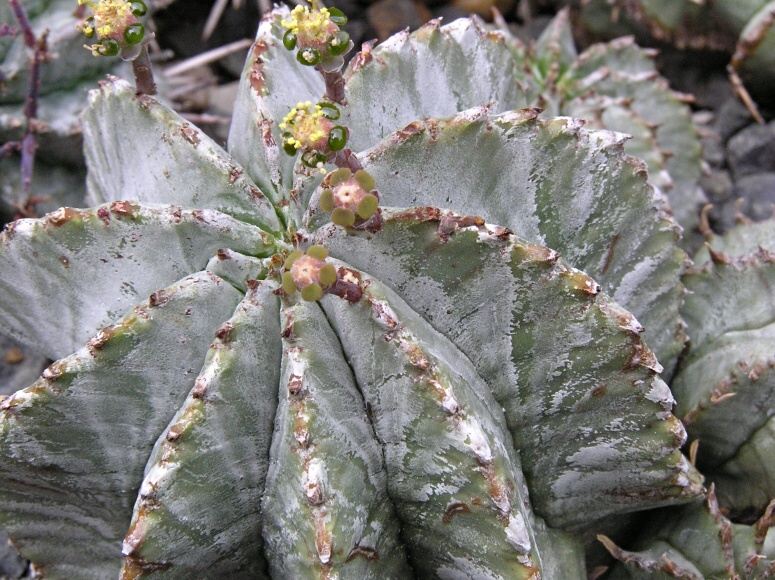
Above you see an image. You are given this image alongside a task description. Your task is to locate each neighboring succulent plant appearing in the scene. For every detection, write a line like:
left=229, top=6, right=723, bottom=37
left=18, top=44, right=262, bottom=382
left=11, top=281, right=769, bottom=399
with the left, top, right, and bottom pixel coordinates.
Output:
left=0, top=0, right=158, bottom=217
left=600, top=485, right=775, bottom=578
left=579, top=0, right=775, bottom=110
left=0, top=4, right=714, bottom=578
left=521, top=10, right=705, bottom=243
left=671, top=218, right=775, bottom=521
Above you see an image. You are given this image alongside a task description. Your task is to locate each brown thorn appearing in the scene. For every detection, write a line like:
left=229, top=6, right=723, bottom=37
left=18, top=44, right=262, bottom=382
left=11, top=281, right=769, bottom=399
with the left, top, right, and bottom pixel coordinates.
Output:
left=727, top=64, right=764, bottom=125
left=688, top=439, right=699, bottom=466
left=698, top=203, right=715, bottom=239
left=754, top=498, right=775, bottom=549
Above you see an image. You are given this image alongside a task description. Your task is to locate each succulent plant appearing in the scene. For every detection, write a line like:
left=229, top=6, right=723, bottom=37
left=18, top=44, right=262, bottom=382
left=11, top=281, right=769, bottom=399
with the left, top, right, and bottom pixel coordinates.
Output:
left=601, top=485, right=775, bottom=578
left=522, top=10, right=705, bottom=242
left=671, top=218, right=775, bottom=521
left=0, top=0, right=155, bottom=216
left=579, top=0, right=775, bottom=109
left=0, top=5, right=712, bottom=578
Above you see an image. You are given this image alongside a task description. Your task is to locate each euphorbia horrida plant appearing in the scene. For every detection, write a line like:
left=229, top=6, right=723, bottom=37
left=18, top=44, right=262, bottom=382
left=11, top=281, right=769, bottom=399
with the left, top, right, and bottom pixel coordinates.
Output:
left=0, top=0, right=154, bottom=216
left=580, top=0, right=775, bottom=116
left=0, top=3, right=736, bottom=578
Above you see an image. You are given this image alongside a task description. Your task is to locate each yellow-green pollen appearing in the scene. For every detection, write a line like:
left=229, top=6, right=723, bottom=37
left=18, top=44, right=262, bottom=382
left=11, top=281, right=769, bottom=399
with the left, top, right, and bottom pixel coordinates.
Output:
left=79, top=0, right=134, bottom=39
left=281, top=3, right=336, bottom=45
left=280, top=101, right=332, bottom=152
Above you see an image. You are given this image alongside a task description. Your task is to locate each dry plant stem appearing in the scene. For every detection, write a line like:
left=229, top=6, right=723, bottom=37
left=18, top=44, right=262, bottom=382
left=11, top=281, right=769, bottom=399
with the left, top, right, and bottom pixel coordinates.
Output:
left=0, top=23, right=17, bottom=37
left=9, top=0, right=47, bottom=197
left=318, top=68, right=346, bottom=104
left=133, top=45, right=158, bottom=96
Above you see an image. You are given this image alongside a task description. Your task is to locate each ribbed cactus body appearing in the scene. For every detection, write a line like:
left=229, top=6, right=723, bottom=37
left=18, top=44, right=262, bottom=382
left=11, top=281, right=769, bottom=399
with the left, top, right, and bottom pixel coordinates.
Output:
left=0, top=7, right=720, bottom=578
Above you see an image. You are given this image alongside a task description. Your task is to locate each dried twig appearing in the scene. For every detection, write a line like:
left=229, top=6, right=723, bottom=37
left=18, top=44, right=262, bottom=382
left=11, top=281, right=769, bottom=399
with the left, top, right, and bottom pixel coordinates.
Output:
left=7, top=0, right=49, bottom=200
left=165, top=38, right=253, bottom=77
left=180, top=112, right=231, bottom=125
left=203, top=0, right=231, bottom=40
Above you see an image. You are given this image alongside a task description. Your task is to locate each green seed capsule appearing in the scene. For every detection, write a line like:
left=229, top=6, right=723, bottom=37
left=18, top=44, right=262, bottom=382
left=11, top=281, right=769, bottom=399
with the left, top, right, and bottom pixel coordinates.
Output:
left=354, top=169, right=376, bottom=192
left=319, top=264, right=337, bottom=288
left=283, top=29, right=297, bottom=51
left=98, top=39, right=120, bottom=57
left=331, top=208, right=355, bottom=227
left=319, top=189, right=335, bottom=212
left=306, top=245, right=329, bottom=260
left=297, top=47, right=321, bottom=66
left=284, top=250, right=303, bottom=270
left=356, top=194, right=379, bottom=220
left=301, top=283, right=323, bottom=302
left=283, top=138, right=298, bottom=156
left=328, top=7, right=348, bottom=26
left=130, top=0, right=147, bottom=16
left=301, top=150, right=326, bottom=168
left=318, top=101, right=340, bottom=120
left=328, top=30, right=350, bottom=56
left=282, top=272, right=297, bottom=294
left=124, top=23, right=145, bottom=45
left=328, top=126, right=348, bottom=151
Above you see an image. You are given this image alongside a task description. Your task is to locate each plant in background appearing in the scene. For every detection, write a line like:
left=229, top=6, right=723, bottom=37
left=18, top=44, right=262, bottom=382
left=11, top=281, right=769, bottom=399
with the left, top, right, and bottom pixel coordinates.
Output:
left=579, top=0, right=775, bottom=123
left=76, top=0, right=156, bottom=95
left=515, top=9, right=705, bottom=244
left=601, top=485, right=775, bottom=577
left=0, top=1, right=773, bottom=578
left=0, top=0, right=161, bottom=218
left=673, top=217, right=775, bottom=520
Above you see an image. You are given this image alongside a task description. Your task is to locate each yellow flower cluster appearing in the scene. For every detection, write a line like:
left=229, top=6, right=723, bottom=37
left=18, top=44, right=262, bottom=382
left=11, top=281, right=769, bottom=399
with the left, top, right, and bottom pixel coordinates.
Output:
left=281, top=4, right=333, bottom=43
left=279, top=101, right=329, bottom=151
left=78, top=0, right=132, bottom=38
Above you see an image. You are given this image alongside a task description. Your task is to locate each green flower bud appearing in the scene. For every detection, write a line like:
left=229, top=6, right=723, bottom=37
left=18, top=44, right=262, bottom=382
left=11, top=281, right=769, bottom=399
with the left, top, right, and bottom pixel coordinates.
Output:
left=283, top=29, right=297, bottom=51
left=332, top=208, right=355, bottom=227
left=354, top=169, right=376, bottom=192
left=328, top=30, right=350, bottom=56
left=284, top=250, right=303, bottom=270
left=282, top=272, right=297, bottom=295
left=319, top=189, right=335, bottom=212
left=356, top=194, right=379, bottom=220
left=301, top=283, right=323, bottom=302
left=98, top=39, right=120, bottom=57
left=319, top=264, right=337, bottom=288
left=318, top=101, right=340, bottom=120
left=130, top=0, right=148, bottom=17
left=301, top=150, right=327, bottom=169
left=297, top=47, right=321, bottom=66
left=328, top=126, right=348, bottom=151
left=306, top=245, right=329, bottom=260
left=328, top=6, right=348, bottom=26
left=124, top=23, right=145, bottom=46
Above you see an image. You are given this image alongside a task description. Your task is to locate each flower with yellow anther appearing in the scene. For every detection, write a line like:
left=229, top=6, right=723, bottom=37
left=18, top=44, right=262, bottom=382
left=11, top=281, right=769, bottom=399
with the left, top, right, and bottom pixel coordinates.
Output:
left=282, top=246, right=338, bottom=302
left=319, top=168, right=380, bottom=227
left=280, top=2, right=352, bottom=70
left=280, top=101, right=348, bottom=170
left=78, top=0, right=148, bottom=58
